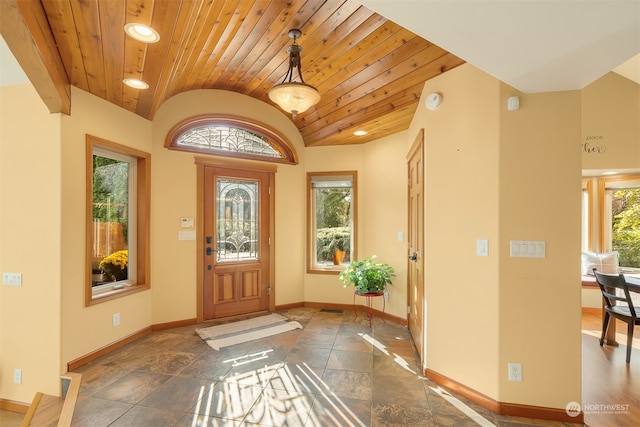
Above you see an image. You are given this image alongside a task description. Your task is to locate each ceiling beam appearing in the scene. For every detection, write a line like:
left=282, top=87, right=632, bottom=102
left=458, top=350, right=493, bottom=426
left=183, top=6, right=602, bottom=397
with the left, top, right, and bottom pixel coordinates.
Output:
left=0, top=0, right=70, bottom=115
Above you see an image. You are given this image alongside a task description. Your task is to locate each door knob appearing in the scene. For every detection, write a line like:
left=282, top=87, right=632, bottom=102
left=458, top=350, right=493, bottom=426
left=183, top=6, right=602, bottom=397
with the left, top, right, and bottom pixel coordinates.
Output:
left=408, top=252, right=417, bottom=262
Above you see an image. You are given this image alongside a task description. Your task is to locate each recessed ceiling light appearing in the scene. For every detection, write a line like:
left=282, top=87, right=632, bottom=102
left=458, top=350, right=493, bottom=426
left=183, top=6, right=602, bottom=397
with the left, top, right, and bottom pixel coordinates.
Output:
left=123, top=78, right=149, bottom=89
left=353, top=130, right=368, bottom=136
left=124, top=23, right=160, bottom=43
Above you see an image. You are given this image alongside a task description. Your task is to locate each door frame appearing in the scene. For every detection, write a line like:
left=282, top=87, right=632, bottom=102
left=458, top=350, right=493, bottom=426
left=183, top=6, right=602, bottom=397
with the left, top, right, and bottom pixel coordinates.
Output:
left=406, top=129, right=426, bottom=369
left=195, top=156, right=277, bottom=323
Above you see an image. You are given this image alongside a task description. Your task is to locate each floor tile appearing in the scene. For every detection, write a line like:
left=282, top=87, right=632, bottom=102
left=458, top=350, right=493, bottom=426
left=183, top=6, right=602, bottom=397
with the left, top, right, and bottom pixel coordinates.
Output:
left=307, top=394, right=371, bottom=427
left=371, top=402, right=435, bottom=426
left=108, top=405, right=187, bottom=426
left=283, top=346, right=331, bottom=369
left=194, top=382, right=263, bottom=421
left=71, top=396, right=133, bottom=427
left=60, top=308, right=589, bottom=427
left=93, top=370, right=173, bottom=404
left=242, top=387, right=316, bottom=426
left=137, top=376, right=214, bottom=412
left=265, top=363, right=325, bottom=395
left=295, top=330, right=337, bottom=349
left=326, top=349, right=374, bottom=372
left=321, top=369, right=372, bottom=401
left=76, top=364, right=132, bottom=397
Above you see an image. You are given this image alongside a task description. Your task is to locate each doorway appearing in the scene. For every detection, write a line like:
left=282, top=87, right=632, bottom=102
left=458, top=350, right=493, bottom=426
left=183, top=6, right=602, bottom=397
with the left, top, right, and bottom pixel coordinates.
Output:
left=200, top=162, right=275, bottom=320
left=407, top=129, right=425, bottom=368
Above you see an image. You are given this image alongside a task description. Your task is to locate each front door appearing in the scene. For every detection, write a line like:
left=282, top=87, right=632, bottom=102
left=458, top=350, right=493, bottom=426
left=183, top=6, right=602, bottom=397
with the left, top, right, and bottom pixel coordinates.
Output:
left=203, top=165, right=271, bottom=319
left=407, top=130, right=425, bottom=367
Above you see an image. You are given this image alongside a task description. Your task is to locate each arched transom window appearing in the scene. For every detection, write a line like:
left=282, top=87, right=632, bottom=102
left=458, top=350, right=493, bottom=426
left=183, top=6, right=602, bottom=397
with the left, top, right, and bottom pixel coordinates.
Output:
left=165, top=115, right=298, bottom=164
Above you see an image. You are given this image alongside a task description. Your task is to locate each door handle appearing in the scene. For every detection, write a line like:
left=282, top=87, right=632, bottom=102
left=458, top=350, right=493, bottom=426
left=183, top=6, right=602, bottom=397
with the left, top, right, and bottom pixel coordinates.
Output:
left=206, top=247, right=213, bottom=256
left=408, top=252, right=418, bottom=262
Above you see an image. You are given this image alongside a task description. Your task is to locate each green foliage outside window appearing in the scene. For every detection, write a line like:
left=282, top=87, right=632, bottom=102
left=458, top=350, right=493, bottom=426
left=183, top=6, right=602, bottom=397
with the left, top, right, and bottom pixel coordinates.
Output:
left=93, top=155, right=129, bottom=241
left=612, top=188, right=640, bottom=268
left=315, top=187, right=352, bottom=263
left=316, top=227, right=350, bottom=262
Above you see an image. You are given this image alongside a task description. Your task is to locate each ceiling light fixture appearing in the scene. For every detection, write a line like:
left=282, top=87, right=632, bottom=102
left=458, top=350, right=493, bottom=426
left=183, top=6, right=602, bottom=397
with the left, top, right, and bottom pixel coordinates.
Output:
left=124, top=23, right=160, bottom=43
left=353, top=130, right=368, bottom=136
left=268, top=29, right=320, bottom=119
left=123, top=78, right=149, bottom=90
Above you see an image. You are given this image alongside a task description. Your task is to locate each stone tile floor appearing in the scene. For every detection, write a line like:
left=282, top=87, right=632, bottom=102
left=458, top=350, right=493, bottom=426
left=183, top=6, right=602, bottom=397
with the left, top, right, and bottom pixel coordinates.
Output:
left=1, top=307, right=582, bottom=426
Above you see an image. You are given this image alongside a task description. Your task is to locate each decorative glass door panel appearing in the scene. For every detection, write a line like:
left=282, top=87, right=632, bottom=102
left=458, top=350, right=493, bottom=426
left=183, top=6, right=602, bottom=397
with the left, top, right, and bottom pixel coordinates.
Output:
left=216, top=178, right=259, bottom=263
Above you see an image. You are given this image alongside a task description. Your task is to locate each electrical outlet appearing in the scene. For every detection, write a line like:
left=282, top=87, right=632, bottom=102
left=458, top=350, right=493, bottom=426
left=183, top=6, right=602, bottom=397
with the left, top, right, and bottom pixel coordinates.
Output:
left=13, top=369, right=22, bottom=384
left=113, top=313, right=120, bottom=327
left=508, top=362, right=522, bottom=382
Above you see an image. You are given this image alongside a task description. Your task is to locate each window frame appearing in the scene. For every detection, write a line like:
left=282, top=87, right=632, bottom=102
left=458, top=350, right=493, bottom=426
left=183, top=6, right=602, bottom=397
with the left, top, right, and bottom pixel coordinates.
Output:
left=597, top=174, right=640, bottom=272
left=582, top=178, right=593, bottom=252
left=164, top=114, right=298, bottom=165
left=85, top=135, right=151, bottom=306
left=307, top=171, right=357, bottom=274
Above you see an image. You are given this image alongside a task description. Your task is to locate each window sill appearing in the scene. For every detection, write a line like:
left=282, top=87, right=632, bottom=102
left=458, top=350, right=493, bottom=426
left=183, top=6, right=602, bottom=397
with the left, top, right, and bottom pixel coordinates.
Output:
left=308, top=266, right=345, bottom=275
left=88, top=283, right=149, bottom=306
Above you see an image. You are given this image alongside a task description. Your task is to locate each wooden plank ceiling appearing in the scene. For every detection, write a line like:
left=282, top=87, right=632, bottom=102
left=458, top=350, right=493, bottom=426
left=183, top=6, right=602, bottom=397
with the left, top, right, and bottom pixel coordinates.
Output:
left=2, top=0, right=464, bottom=147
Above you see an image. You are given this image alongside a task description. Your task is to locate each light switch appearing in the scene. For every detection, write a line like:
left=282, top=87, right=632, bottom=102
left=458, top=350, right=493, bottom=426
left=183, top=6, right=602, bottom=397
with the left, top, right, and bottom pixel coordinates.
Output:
left=397, top=231, right=404, bottom=242
left=2, top=272, right=22, bottom=286
left=476, top=239, right=488, bottom=256
left=178, top=231, right=196, bottom=241
left=510, top=240, right=545, bottom=258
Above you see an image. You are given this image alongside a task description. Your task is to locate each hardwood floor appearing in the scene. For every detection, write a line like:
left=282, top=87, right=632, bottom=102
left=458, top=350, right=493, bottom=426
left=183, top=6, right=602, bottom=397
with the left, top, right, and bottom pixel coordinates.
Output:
left=2, top=308, right=638, bottom=426
left=581, top=309, right=640, bottom=427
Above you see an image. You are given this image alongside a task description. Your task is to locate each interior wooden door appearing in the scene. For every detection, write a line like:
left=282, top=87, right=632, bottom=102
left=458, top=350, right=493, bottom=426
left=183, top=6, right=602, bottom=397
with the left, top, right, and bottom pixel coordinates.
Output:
left=407, top=129, right=425, bottom=367
left=203, top=166, right=271, bottom=319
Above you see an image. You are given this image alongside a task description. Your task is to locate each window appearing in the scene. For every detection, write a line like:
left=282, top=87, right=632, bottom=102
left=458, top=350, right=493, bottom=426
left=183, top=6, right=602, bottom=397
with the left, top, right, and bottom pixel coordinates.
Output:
left=86, top=135, right=150, bottom=305
left=598, top=175, right=640, bottom=271
left=307, top=172, right=357, bottom=273
left=165, top=115, right=298, bottom=164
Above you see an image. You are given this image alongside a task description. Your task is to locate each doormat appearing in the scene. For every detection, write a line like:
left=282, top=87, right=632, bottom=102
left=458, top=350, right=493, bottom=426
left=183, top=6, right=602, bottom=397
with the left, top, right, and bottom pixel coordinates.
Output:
left=195, top=313, right=303, bottom=350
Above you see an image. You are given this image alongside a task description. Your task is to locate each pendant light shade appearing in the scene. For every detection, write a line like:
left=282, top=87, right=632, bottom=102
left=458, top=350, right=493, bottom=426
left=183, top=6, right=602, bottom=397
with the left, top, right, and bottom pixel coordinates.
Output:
left=268, top=29, right=320, bottom=119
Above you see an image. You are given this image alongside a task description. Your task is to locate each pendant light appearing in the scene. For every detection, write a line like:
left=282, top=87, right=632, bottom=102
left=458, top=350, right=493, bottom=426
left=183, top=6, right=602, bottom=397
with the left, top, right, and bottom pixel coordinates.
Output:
left=268, top=29, right=320, bottom=119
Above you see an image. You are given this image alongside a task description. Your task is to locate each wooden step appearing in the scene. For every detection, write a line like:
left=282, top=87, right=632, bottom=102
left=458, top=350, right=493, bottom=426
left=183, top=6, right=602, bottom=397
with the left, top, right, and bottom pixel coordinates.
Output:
left=21, top=372, right=81, bottom=427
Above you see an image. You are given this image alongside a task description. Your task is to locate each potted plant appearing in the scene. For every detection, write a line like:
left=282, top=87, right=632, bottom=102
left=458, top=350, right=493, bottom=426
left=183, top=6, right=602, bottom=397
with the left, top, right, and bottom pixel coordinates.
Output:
left=338, top=255, right=395, bottom=294
left=99, top=249, right=128, bottom=281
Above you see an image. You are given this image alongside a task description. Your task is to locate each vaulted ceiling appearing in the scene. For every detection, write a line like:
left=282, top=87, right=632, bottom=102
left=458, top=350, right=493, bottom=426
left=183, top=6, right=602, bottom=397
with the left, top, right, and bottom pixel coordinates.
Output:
left=0, top=0, right=465, bottom=147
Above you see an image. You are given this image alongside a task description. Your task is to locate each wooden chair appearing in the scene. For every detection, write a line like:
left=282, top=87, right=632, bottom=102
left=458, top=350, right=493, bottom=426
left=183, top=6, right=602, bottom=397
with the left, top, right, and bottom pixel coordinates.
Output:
left=593, top=269, right=640, bottom=363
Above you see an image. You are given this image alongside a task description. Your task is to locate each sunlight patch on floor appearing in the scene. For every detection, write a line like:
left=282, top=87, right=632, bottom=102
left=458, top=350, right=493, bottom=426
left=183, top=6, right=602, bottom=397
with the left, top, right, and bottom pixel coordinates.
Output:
left=359, top=333, right=417, bottom=374
left=189, top=351, right=367, bottom=426
left=582, top=329, right=640, bottom=348
left=430, top=386, right=496, bottom=427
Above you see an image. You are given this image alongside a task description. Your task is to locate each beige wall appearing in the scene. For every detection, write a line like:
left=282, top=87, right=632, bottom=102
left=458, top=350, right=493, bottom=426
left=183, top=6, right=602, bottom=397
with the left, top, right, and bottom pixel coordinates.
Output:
left=303, top=135, right=409, bottom=317
left=409, top=64, right=501, bottom=399
left=582, top=72, right=640, bottom=172
left=60, top=88, right=154, bottom=369
left=408, top=64, right=582, bottom=408
left=0, top=84, right=63, bottom=401
left=498, top=88, right=582, bottom=407
left=150, top=89, right=307, bottom=322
